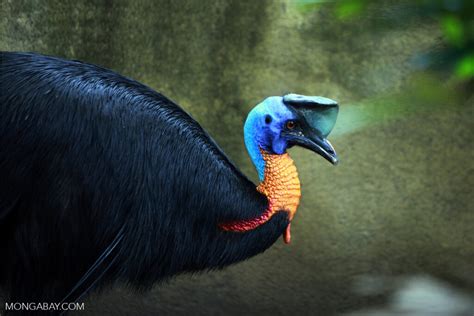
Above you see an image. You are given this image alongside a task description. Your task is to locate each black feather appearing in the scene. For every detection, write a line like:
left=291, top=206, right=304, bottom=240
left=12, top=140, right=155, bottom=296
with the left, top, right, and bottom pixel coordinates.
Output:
left=0, top=52, right=289, bottom=307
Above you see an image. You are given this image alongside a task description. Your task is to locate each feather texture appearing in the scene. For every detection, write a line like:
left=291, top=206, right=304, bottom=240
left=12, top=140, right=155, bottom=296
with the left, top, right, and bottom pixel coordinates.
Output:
left=0, top=52, right=289, bottom=305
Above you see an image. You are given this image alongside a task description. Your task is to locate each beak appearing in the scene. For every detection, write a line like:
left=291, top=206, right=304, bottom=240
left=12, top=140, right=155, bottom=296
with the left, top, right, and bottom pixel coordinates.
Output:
left=283, top=94, right=339, bottom=165
left=288, top=132, right=338, bottom=165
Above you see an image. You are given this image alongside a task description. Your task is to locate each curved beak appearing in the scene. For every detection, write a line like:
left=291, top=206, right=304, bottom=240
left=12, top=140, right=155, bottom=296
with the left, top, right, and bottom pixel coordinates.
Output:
left=289, top=132, right=338, bottom=165
left=283, top=94, right=339, bottom=165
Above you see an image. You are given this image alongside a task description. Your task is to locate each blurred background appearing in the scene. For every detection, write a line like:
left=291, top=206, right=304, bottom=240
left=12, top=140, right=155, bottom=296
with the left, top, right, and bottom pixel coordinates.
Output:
left=1, top=0, right=473, bottom=315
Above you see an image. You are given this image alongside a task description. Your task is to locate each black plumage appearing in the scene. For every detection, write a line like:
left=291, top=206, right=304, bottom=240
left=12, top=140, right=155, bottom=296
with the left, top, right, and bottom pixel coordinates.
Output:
left=0, top=52, right=288, bottom=306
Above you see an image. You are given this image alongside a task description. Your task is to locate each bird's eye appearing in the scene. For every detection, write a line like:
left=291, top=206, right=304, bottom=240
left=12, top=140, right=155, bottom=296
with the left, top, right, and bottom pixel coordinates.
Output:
left=265, top=115, right=272, bottom=124
left=286, top=120, right=296, bottom=130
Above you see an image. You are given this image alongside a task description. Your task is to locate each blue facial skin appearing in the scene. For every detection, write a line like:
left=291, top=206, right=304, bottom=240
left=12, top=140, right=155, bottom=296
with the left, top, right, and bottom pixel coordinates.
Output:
left=244, top=96, right=296, bottom=181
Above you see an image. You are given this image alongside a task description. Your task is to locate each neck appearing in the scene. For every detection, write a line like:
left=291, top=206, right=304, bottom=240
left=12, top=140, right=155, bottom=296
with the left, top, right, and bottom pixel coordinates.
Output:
left=221, top=144, right=301, bottom=243
left=244, top=121, right=302, bottom=221
left=221, top=121, right=301, bottom=243
left=249, top=147, right=301, bottom=244
left=256, top=149, right=301, bottom=222
left=243, top=117, right=266, bottom=181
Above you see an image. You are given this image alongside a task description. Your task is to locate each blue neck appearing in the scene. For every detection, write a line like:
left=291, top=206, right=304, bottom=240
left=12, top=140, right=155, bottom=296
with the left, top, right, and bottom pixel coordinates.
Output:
left=244, top=113, right=265, bottom=181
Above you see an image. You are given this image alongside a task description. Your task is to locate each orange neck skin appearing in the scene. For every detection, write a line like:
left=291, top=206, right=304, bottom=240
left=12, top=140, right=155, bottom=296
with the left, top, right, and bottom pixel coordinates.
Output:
left=258, top=150, right=301, bottom=221
left=219, top=150, right=301, bottom=244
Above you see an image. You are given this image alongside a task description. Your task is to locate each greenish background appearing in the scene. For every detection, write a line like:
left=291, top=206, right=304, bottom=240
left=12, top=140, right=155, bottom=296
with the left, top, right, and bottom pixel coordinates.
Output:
left=1, top=0, right=473, bottom=315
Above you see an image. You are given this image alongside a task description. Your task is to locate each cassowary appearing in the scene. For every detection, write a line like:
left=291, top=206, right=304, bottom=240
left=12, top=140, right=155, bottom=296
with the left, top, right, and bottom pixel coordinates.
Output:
left=0, top=52, right=338, bottom=308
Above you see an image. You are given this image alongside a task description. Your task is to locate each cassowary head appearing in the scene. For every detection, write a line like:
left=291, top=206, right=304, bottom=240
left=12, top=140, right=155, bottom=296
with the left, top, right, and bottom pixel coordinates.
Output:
left=220, top=94, right=339, bottom=243
left=244, top=94, right=339, bottom=181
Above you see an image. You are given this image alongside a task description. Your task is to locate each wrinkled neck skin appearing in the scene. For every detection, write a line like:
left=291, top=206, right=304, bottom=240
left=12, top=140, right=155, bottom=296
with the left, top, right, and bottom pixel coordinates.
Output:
left=257, top=149, right=301, bottom=222
left=243, top=120, right=302, bottom=243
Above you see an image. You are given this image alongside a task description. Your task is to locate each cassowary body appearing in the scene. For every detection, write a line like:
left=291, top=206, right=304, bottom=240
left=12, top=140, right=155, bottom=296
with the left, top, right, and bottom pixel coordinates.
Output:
left=0, top=52, right=338, bottom=308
